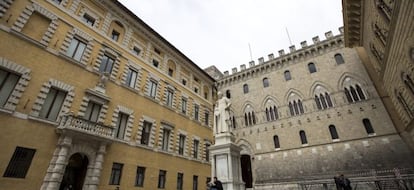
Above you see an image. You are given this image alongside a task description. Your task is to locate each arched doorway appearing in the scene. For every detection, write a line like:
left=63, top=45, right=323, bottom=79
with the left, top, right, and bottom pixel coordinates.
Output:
left=241, top=154, right=253, bottom=188
left=60, top=153, right=89, bottom=190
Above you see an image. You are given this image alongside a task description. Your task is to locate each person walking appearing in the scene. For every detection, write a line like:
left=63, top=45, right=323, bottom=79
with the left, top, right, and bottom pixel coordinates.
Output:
left=339, top=174, right=352, bottom=190
left=334, top=174, right=343, bottom=190
left=212, top=177, right=223, bottom=190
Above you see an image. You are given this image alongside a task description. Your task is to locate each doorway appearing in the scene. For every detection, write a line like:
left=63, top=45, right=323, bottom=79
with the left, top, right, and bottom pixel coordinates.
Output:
left=59, top=153, right=89, bottom=190
left=241, top=154, right=253, bottom=188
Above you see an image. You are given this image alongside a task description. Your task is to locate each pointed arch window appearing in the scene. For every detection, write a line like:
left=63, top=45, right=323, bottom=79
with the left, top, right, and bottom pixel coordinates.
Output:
left=273, top=135, right=280, bottom=149
left=299, top=130, right=308, bottom=145
left=244, top=111, right=256, bottom=126
left=308, top=63, right=317, bottom=73
left=345, top=85, right=367, bottom=103
left=284, top=70, right=291, bottom=81
left=334, top=54, right=344, bottom=64
left=363, top=118, right=375, bottom=135
left=403, top=75, right=414, bottom=96
left=315, top=93, right=333, bottom=110
left=396, top=91, right=414, bottom=119
left=329, top=125, right=339, bottom=140
left=243, top=84, right=249, bottom=94
left=263, top=78, right=269, bottom=88
left=289, top=99, right=304, bottom=116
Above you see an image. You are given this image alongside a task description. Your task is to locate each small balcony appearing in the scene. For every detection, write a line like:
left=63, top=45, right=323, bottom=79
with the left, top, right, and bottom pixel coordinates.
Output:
left=57, top=114, right=115, bottom=142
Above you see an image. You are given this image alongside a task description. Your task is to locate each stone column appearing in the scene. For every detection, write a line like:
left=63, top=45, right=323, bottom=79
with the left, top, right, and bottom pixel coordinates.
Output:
left=42, top=136, right=72, bottom=190
left=88, top=143, right=107, bottom=190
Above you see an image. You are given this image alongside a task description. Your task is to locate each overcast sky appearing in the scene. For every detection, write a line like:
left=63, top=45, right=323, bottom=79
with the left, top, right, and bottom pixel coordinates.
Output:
left=118, top=0, right=343, bottom=73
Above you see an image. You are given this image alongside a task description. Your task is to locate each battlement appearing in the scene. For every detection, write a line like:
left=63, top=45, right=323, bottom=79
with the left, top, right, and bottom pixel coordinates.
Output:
left=220, top=27, right=345, bottom=82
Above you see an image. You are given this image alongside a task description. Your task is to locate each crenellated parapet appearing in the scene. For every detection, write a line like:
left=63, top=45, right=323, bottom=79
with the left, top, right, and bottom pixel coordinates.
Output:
left=218, top=27, right=344, bottom=87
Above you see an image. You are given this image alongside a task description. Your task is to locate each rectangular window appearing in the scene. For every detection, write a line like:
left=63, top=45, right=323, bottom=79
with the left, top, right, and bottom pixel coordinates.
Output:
left=141, top=121, right=152, bottom=145
left=166, top=90, right=174, bottom=107
left=149, top=80, right=158, bottom=98
left=193, top=139, right=199, bottom=159
left=152, top=59, right=159, bottom=68
left=109, top=163, right=123, bottom=185
left=111, top=30, right=120, bottom=41
left=177, top=173, right=184, bottom=190
left=99, top=54, right=115, bottom=74
left=52, top=0, right=62, bottom=4
left=162, top=128, right=170, bottom=151
left=182, top=79, right=187, bottom=86
left=194, top=87, right=198, bottom=94
left=154, top=48, right=161, bottom=55
left=193, top=175, right=198, bottom=190
left=84, top=102, right=101, bottom=122
left=178, top=135, right=185, bottom=155
left=168, top=68, right=173, bottom=77
left=3, top=147, right=36, bottom=178
left=181, top=98, right=187, bottom=114
left=66, top=38, right=86, bottom=61
left=115, top=113, right=128, bottom=139
left=82, top=14, right=95, bottom=26
left=126, top=68, right=138, bottom=88
left=204, top=111, right=209, bottom=126
left=194, top=105, right=199, bottom=121
left=135, top=166, right=145, bottom=187
left=205, top=144, right=210, bottom=161
left=39, top=88, right=67, bottom=121
left=133, top=46, right=141, bottom=56
left=0, top=69, right=20, bottom=106
left=158, top=170, right=167, bottom=189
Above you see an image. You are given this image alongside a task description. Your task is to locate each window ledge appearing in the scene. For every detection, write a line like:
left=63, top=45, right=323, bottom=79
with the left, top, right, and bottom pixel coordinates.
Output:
left=332, top=139, right=340, bottom=142
left=275, top=148, right=281, bottom=151
left=368, top=133, right=377, bottom=137
left=28, top=115, right=59, bottom=126
left=0, top=107, right=13, bottom=114
left=301, top=144, right=309, bottom=147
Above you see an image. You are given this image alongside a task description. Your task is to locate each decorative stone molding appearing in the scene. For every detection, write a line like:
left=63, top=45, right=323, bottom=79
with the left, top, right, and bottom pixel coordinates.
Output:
left=93, top=47, right=121, bottom=81
left=157, top=123, right=175, bottom=152
left=30, top=79, right=75, bottom=120
left=111, top=105, right=134, bottom=141
left=0, top=57, right=31, bottom=111
left=121, top=61, right=143, bottom=91
left=144, top=74, right=162, bottom=101
left=60, top=28, right=94, bottom=66
left=163, top=83, right=177, bottom=108
left=176, top=129, right=189, bottom=156
left=12, top=2, right=59, bottom=46
left=0, top=0, right=14, bottom=18
left=77, top=6, right=101, bottom=29
left=136, top=116, right=157, bottom=148
left=191, top=135, right=201, bottom=159
left=77, top=95, right=109, bottom=124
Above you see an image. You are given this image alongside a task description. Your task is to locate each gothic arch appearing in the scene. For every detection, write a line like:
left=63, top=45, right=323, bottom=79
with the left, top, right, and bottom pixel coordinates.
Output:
left=309, top=81, right=334, bottom=97
left=337, top=72, right=368, bottom=90
left=240, top=101, right=256, bottom=114
left=284, top=88, right=305, bottom=102
left=260, top=95, right=281, bottom=109
left=236, top=138, right=254, bottom=155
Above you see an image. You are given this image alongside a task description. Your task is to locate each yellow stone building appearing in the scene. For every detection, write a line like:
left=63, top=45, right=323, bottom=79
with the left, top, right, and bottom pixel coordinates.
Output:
left=0, top=0, right=215, bottom=190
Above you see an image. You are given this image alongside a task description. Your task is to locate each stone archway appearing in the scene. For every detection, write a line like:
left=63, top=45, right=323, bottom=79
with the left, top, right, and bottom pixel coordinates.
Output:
left=59, top=153, right=89, bottom=190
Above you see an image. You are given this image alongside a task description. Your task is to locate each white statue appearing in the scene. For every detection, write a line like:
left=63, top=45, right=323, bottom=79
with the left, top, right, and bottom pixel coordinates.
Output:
left=214, top=91, right=231, bottom=134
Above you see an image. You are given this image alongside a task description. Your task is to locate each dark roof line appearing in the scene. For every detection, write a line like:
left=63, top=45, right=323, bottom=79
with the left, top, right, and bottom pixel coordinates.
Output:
left=112, top=0, right=215, bottom=82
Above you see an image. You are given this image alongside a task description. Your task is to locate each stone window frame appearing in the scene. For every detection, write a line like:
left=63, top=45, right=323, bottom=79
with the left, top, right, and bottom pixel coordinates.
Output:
left=203, top=140, right=212, bottom=162
left=0, top=57, right=31, bottom=112
left=313, top=85, right=334, bottom=110
left=264, top=99, right=279, bottom=122
left=163, top=84, right=176, bottom=108
left=334, top=53, right=345, bottom=65
left=158, top=122, right=175, bottom=153
left=30, top=79, right=75, bottom=122
left=144, top=74, right=161, bottom=101
left=77, top=5, right=101, bottom=29
left=0, top=0, right=15, bottom=19
left=203, top=107, right=211, bottom=127
left=93, top=47, right=121, bottom=81
left=121, top=61, right=143, bottom=91
left=394, top=88, right=414, bottom=123
left=77, top=93, right=109, bottom=124
left=180, top=93, right=189, bottom=115
left=176, top=129, right=188, bottom=157
left=136, top=115, right=157, bottom=148
left=12, top=2, right=59, bottom=46
left=287, top=92, right=304, bottom=116
left=131, top=41, right=145, bottom=59
left=193, top=102, right=200, bottom=121
left=46, top=0, right=70, bottom=7
left=191, top=136, right=201, bottom=160
left=60, top=28, right=94, bottom=66
left=307, top=62, right=317, bottom=73
left=243, top=104, right=256, bottom=126
left=111, top=105, right=134, bottom=141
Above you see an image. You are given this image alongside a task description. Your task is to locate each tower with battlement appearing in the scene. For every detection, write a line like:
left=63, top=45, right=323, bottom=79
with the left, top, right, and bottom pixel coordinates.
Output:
left=212, top=27, right=414, bottom=189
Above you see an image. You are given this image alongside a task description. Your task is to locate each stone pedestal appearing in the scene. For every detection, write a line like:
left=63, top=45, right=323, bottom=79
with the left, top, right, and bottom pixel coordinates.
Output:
left=210, top=133, right=245, bottom=190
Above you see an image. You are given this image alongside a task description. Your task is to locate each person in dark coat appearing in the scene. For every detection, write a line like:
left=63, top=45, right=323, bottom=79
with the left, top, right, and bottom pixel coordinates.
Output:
left=339, top=174, right=352, bottom=190
left=212, top=177, right=223, bottom=190
left=334, top=175, right=343, bottom=190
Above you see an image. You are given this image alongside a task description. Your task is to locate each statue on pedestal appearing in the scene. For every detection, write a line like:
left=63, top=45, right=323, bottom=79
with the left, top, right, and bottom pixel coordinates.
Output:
left=214, top=91, right=231, bottom=134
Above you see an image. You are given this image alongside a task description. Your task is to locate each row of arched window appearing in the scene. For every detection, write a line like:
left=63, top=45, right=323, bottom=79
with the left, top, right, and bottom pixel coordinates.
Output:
left=272, top=119, right=375, bottom=148
left=242, top=54, right=345, bottom=93
left=396, top=74, right=414, bottom=119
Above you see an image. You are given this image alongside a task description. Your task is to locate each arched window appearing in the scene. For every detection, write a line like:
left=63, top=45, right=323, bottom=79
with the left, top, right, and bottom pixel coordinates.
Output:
left=315, top=93, right=333, bottom=110
left=289, top=102, right=294, bottom=116
left=252, top=112, right=256, bottom=124
left=396, top=91, right=414, bottom=119
left=263, top=78, right=269, bottom=88
left=403, top=75, right=414, bottom=96
left=363, top=118, right=375, bottom=135
left=232, top=116, right=236, bottom=129
left=308, top=63, right=317, bottom=73
left=345, top=85, right=367, bottom=103
left=326, top=93, right=333, bottom=107
left=273, top=106, right=279, bottom=120
left=344, top=88, right=353, bottom=103
left=329, top=125, right=339, bottom=140
left=273, top=135, right=280, bottom=149
left=298, top=100, right=304, bottom=114
left=243, top=84, right=249, bottom=94
left=315, top=95, right=322, bottom=110
left=265, top=108, right=270, bottom=121
left=299, top=130, right=308, bottom=145
left=334, top=54, right=344, bottom=64
left=244, top=114, right=248, bottom=126
left=356, top=85, right=366, bottom=100
left=284, top=70, right=291, bottom=81
left=226, top=90, right=231, bottom=99
left=289, top=99, right=304, bottom=116
left=350, top=86, right=359, bottom=101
